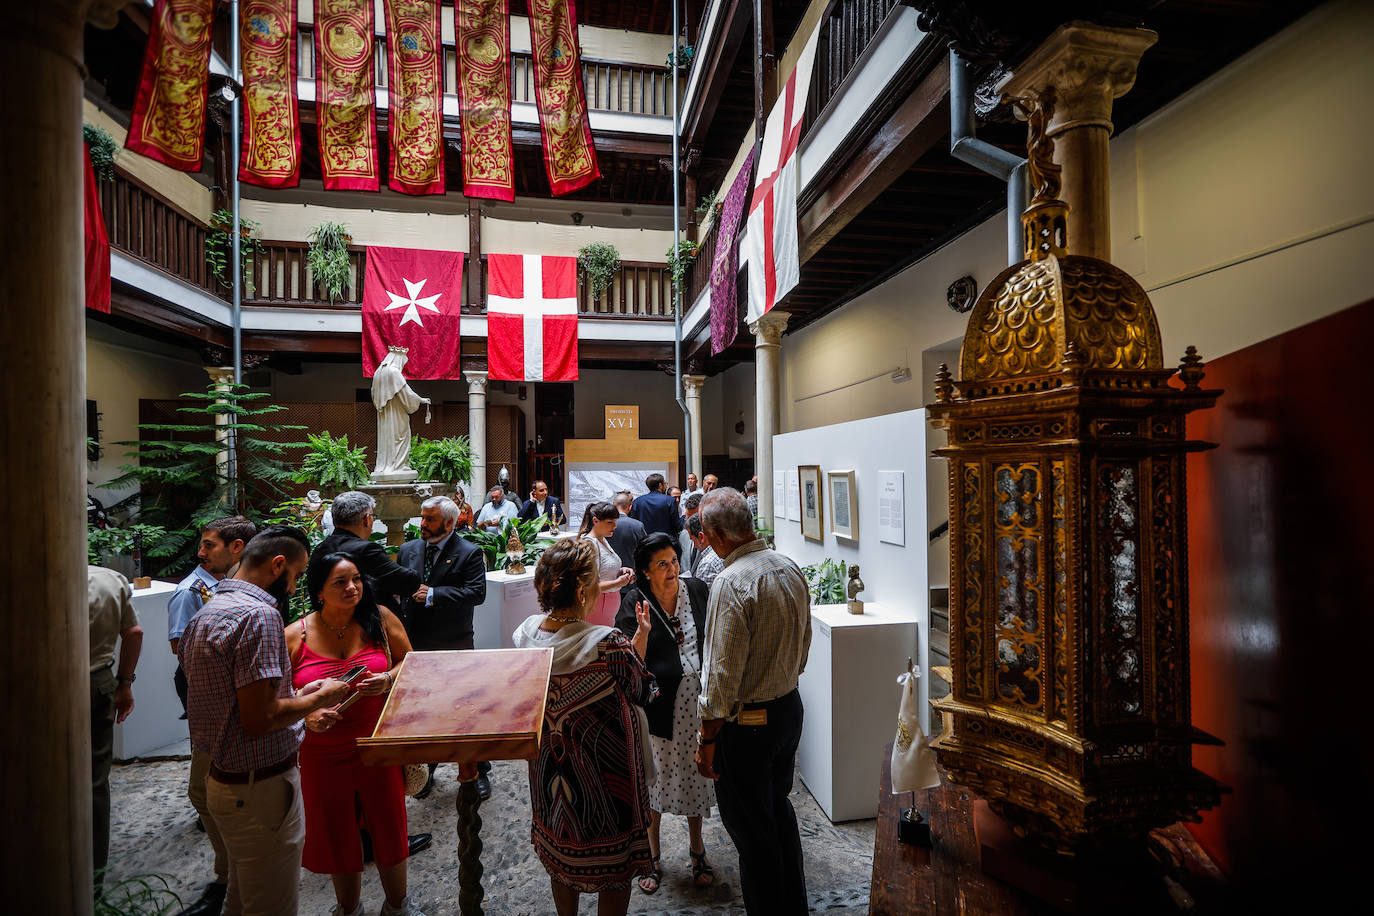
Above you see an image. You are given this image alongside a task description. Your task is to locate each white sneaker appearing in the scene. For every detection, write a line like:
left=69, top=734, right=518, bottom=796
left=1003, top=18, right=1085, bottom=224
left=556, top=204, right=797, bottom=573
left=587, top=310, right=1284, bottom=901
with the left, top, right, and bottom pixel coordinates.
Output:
left=380, top=896, right=425, bottom=916
left=330, top=903, right=364, bottom=916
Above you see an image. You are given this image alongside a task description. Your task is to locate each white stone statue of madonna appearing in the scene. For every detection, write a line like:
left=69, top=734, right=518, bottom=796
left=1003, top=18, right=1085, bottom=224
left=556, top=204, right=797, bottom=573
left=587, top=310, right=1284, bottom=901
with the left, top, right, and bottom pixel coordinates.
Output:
left=371, top=346, right=430, bottom=483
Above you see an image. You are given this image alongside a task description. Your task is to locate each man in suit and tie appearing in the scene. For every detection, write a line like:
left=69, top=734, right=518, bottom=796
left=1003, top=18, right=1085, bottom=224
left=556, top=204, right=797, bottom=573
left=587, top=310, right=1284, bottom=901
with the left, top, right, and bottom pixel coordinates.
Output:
left=518, top=479, right=565, bottom=531
left=608, top=490, right=647, bottom=570
left=629, top=472, right=683, bottom=539
left=396, top=495, right=491, bottom=800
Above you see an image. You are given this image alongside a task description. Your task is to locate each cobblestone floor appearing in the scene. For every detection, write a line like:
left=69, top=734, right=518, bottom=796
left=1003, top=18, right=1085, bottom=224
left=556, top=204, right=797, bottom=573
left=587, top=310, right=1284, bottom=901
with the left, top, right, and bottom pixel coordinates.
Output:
left=107, top=758, right=876, bottom=914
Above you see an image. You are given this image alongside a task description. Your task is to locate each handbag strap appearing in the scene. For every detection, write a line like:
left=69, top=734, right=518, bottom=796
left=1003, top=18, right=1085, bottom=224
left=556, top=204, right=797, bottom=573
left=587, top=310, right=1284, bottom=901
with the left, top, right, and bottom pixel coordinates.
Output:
left=380, top=617, right=393, bottom=669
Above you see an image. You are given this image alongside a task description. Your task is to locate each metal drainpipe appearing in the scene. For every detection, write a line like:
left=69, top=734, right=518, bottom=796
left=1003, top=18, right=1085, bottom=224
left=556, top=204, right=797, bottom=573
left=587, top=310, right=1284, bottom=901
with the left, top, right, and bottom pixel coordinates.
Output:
left=228, top=0, right=242, bottom=498
left=672, top=0, right=691, bottom=478
left=948, top=48, right=1026, bottom=264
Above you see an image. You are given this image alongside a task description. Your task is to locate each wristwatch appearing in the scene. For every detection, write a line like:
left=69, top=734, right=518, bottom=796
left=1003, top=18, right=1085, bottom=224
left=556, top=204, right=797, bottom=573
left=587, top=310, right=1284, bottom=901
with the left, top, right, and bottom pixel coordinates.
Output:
left=117, top=673, right=136, bottom=685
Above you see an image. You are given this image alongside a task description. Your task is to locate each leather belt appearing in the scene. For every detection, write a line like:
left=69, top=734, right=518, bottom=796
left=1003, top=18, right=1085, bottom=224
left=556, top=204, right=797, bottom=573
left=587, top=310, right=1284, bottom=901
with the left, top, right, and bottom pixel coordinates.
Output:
left=209, top=752, right=297, bottom=785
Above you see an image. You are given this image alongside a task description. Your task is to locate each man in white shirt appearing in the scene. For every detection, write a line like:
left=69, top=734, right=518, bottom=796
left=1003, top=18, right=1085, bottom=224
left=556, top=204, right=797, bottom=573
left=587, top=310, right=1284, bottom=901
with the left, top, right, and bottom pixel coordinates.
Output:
left=680, top=473, right=704, bottom=515
left=475, top=485, right=519, bottom=529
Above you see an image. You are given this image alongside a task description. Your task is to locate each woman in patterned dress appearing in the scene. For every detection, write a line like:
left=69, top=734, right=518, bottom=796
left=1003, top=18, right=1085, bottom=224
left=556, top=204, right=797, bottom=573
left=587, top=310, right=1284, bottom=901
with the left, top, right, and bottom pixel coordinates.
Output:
left=615, top=532, right=717, bottom=894
left=512, top=537, right=658, bottom=916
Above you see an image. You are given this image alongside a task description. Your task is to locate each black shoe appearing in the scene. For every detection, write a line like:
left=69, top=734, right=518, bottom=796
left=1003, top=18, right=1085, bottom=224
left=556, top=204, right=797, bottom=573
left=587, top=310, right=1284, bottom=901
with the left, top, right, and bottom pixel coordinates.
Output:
left=413, top=772, right=436, bottom=800
left=476, top=773, right=491, bottom=801
left=175, top=881, right=226, bottom=916
left=408, top=832, right=433, bottom=856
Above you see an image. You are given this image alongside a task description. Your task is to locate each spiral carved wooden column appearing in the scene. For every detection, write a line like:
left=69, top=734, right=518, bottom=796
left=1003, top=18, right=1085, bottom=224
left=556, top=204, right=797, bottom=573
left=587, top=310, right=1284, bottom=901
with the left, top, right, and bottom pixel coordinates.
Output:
left=455, top=763, right=485, bottom=916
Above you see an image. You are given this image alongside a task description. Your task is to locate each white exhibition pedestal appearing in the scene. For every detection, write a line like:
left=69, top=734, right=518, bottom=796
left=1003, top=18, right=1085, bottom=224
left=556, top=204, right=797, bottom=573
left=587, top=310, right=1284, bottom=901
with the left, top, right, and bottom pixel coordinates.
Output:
left=473, top=568, right=541, bottom=649
left=797, top=602, right=917, bottom=822
left=113, top=579, right=187, bottom=760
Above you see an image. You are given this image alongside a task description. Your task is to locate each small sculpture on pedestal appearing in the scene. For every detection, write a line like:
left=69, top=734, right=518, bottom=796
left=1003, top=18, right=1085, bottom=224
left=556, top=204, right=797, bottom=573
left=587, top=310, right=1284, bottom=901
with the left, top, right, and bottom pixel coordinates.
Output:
left=846, top=564, right=865, bottom=615
left=370, top=346, right=431, bottom=483
left=505, top=532, right=526, bottom=575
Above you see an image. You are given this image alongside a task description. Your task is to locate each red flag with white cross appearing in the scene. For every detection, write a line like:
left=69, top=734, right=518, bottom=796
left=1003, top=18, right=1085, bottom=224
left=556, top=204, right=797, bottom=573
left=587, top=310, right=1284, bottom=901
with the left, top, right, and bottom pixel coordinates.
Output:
left=486, top=253, right=579, bottom=381
left=362, top=245, right=464, bottom=379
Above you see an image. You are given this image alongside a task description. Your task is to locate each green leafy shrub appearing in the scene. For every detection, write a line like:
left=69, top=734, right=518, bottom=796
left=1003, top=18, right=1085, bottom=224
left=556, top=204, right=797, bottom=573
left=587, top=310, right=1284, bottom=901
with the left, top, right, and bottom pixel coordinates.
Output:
left=577, top=242, right=621, bottom=299
left=411, top=435, right=473, bottom=485
left=307, top=221, right=352, bottom=302
left=265, top=495, right=331, bottom=621
left=801, top=558, right=848, bottom=604
left=87, top=523, right=173, bottom=571
left=293, top=431, right=370, bottom=492
left=460, top=514, right=551, bottom=571
left=84, top=124, right=117, bottom=182
left=665, top=239, right=699, bottom=310
left=206, top=210, right=262, bottom=297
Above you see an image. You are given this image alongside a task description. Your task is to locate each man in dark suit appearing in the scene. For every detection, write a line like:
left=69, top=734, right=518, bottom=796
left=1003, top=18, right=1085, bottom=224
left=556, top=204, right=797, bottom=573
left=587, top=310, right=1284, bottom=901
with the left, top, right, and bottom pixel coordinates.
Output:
left=396, top=495, right=492, bottom=800
left=313, top=491, right=422, bottom=601
left=629, top=472, right=683, bottom=539
left=517, top=479, right=565, bottom=531
left=608, top=490, right=647, bottom=570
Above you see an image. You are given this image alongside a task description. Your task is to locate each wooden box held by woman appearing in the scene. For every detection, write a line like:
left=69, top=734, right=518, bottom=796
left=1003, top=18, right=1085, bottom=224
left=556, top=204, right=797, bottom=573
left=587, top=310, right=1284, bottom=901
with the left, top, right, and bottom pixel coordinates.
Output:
left=512, top=537, right=658, bottom=916
left=287, top=552, right=423, bottom=916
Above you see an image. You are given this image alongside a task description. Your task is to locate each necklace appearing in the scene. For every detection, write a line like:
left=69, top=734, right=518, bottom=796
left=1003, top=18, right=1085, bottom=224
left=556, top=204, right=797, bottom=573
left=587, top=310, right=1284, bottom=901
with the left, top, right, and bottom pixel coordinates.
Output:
left=545, top=611, right=583, bottom=624
left=320, top=613, right=352, bottom=640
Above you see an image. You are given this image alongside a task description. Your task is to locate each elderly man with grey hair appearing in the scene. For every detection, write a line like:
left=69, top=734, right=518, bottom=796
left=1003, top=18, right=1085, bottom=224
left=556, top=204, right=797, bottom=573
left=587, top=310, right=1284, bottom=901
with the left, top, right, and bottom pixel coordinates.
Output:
left=684, top=514, right=724, bottom=587
left=394, top=495, right=492, bottom=799
left=694, top=487, right=811, bottom=915
left=313, top=490, right=423, bottom=601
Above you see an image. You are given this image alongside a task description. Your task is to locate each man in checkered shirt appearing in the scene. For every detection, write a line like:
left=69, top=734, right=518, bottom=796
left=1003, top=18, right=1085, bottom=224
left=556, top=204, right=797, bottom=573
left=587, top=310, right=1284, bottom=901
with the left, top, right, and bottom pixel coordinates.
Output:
left=179, top=526, right=351, bottom=916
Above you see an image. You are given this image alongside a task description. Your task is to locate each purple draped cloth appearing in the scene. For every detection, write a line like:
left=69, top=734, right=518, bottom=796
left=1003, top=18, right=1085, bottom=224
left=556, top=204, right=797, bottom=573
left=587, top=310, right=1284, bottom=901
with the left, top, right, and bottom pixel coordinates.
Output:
left=710, top=147, right=757, bottom=355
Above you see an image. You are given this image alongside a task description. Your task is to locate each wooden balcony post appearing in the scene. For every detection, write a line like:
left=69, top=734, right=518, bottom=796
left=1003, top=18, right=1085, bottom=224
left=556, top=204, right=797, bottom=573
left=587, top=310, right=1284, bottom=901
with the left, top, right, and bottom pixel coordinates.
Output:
left=753, top=0, right=777, bottom=154
left=467, top=198, right=482, bottom=310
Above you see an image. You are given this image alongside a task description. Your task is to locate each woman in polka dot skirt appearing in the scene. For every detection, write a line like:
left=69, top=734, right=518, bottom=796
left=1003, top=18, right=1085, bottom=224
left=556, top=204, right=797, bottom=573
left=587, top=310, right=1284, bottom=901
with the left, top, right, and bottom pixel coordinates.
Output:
left=615, top=532, right=717, bottom=894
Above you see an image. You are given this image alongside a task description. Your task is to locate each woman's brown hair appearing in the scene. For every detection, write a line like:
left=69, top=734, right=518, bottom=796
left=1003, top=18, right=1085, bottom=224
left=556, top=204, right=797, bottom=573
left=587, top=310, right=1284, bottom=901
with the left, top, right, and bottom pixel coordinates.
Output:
left=534, top=537, right=600, bottom=613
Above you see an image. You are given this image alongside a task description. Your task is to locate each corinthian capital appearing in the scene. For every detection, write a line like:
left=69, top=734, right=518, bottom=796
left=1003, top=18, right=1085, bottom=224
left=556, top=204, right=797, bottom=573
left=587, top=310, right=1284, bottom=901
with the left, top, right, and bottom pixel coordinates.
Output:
left=749, top=310, right=791, bottom=347
left=1000, top=23, right=1157, bottom=135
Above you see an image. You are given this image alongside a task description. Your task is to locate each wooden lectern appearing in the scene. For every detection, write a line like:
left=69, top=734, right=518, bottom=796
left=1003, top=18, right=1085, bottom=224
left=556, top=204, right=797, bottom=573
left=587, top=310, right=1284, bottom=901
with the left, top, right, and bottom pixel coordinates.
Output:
left=359, top=648, right=553, bottom=915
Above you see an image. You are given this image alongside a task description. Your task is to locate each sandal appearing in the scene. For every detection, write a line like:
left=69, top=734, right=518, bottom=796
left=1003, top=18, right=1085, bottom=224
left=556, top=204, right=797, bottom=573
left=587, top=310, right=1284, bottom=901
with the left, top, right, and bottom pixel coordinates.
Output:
left=690, top=849, right=715, bottom=888
left=638, top=855, right=661, bottom=895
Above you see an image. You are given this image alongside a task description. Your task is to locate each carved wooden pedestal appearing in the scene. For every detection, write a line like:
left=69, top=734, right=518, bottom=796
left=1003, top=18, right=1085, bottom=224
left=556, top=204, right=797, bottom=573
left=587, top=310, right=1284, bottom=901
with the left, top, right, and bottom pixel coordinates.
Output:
left=359, top=649, right=553, bottom=916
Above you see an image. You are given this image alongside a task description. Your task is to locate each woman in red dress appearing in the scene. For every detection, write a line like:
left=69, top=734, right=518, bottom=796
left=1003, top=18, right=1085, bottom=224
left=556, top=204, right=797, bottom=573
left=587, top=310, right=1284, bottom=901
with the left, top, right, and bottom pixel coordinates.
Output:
left=288, top=552, right=423, bottom=916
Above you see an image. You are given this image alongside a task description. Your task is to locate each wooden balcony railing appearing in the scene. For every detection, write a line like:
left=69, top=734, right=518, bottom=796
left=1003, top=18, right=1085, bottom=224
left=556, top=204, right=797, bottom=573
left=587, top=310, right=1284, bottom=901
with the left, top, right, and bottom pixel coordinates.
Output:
left=247, top=240, right=367, bottom=307
left=686, top=216, right=721, bottom=306
left=579, top=261, right=674, bottom=317
left=804, top=0, right=904, bottom=131
left=97, top=171, right=225, bottom=300
left=296, top=26, right=678, bottom=118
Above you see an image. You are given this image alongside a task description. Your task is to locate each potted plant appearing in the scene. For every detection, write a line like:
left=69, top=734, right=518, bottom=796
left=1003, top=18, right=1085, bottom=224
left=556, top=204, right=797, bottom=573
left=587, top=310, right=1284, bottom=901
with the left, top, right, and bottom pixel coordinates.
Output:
left=459, top=514, right=551, bottom=572
left=667, top=44, right=695, bottom=71
left=577, top=242, right=621, bottom=302
left=802, top=557, right=849, bottom=605
left=293, top=431, right=370, bottom=493
left=206, top=209, right=263, bottom=297
left=308, top=221, right=353, bottom=302
left=695, top=188, right=721, bottom=227
left=83, top=124, right=117, bottom=182
left=665, top=238, right=700, bottom=310
left=88, top=522, right=173, bottom=587
left=410, top=435, right=473, bottom=488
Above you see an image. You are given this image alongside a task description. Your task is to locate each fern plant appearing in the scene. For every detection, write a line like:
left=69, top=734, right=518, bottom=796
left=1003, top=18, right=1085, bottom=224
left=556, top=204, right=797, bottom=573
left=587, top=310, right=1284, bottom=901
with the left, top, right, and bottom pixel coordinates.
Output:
left=84, top=124, right=117, bottom=182
left=307, top=221, right=352, bottom=302
left=206, top=210, right=262, bottom=297
left=265, top=495, right=332, bottom=621
left=577, top=242, right=621, bottom=300
left=105, top=383, right=306, bottom=571
left=293, top=431, right=370, bottom=492
left=411, top=435, right=473, bottom=485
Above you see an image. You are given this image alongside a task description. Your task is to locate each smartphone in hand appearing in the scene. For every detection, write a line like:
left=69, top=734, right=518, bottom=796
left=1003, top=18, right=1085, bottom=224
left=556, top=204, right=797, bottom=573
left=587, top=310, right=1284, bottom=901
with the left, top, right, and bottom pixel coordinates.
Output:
left=339, top=664, right=368, bottom=684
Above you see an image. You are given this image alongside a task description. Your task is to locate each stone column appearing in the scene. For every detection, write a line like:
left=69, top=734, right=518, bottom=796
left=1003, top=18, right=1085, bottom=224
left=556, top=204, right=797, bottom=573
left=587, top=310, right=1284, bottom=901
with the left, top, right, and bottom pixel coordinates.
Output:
left=682, top=373, right=705, bottom=482
left=750, top=310, right=790, bottom=524
left=1000, top=24, right=1156, bottom=260
left=1, top=2, right=125, bottom=909
left=206, top=366, right=235, bottom=491
left=465, top=370, right=488, bottom=499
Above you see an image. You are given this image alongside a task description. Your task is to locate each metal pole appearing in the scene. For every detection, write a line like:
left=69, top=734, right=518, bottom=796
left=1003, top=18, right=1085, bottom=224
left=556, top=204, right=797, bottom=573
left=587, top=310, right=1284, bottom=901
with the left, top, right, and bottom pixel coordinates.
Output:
left=672, top=0, right=691, bottom=479
left=228, top=0, right=242, bottom=501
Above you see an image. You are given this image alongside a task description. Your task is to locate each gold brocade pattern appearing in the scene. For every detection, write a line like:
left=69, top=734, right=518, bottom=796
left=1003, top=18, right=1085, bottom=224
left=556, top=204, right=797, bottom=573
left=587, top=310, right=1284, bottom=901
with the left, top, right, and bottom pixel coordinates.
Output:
left=384, top=0, right=444, bottom=194
left=528, top=0, right=599, bottom=195
left=316, top=0, right=377, bottom=187
left=128, top=0, right=214, bottom=170
left=240, top=0, right=299, bottom=186
left=456, top=0, right=514, bottom=198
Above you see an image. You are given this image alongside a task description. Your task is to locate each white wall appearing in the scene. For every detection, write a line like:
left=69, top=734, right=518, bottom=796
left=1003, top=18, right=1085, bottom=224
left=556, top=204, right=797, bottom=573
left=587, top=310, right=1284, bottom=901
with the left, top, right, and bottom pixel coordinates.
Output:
left=772, top=409, right=931, bottom=733
left=86, top=323, right=209, bottom=510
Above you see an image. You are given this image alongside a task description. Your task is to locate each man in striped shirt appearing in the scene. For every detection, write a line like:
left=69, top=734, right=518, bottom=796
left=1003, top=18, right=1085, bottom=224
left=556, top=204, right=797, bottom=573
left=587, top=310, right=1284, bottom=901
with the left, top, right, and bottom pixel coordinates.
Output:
left=696, top=488, right=812, bottom=915
left=179, top=526, right=350, bottom=916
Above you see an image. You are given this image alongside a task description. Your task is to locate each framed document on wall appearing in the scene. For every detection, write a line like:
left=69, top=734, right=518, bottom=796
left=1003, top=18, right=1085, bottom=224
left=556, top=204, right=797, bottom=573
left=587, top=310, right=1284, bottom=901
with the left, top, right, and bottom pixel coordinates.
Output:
left=798, top=465, right=823, bottom=542
left=828, top=470, right=857, bottom=541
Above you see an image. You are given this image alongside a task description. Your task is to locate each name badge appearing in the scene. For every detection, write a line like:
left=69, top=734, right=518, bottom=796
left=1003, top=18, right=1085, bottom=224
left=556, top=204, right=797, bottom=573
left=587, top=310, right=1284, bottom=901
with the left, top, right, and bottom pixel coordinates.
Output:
left=738, top=708, right=768, bottom=726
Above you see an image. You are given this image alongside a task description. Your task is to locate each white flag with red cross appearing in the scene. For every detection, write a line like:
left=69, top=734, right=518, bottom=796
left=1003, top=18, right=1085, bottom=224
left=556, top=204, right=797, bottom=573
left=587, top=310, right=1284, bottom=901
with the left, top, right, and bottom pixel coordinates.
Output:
left=486, top=253, right=580, bottom=381
left=744, top=21, right=822, bottom=325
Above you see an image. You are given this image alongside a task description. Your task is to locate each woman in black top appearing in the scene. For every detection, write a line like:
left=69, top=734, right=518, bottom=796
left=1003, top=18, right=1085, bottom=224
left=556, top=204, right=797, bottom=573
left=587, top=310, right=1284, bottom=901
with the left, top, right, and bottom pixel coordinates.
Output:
left=615, top=532, right=717, bottom=894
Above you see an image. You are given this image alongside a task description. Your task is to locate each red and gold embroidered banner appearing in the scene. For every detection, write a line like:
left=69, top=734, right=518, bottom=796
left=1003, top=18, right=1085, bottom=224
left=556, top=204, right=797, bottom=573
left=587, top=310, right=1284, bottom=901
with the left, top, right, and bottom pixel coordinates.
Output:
left=239, top=0, right=300, bottom=187
left=456, top=0, right=514, bottom=201
left=528, top=0, right=600, bottom=196
left=126, top=0, right=214, bottom=171
left=316, top=0, right=379, bottom=191
left=384, top=0, right=445, bottom=195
